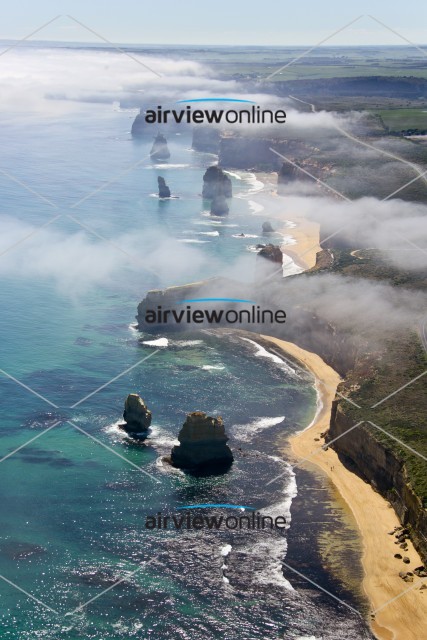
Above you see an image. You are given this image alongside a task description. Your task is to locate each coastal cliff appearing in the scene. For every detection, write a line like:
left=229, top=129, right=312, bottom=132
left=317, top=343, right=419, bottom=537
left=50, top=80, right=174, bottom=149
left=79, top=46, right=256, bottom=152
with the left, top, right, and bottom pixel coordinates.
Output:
left=192, top=126, right=221, bottom=153
left=218, top=136, right=315, bottom=171
left=328, top=402, right=427, bottom=563
left=135, top=257, right=427, bottom=564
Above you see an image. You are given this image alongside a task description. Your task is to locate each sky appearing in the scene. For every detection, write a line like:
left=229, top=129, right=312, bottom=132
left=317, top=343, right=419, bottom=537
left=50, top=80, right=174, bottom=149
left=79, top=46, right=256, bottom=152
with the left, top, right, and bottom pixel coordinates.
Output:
left=0, top=1, right=426, bottom=46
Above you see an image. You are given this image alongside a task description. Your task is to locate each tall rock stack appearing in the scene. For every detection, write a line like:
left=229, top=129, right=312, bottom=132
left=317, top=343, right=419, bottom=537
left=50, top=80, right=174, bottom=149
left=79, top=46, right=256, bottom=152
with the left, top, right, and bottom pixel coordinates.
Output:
left=171, top=411, right=233, bottom=471
left=150, top=133, right=171, bottom=161
left=202, top=166, right=232, bottom=215
left=157, top=176, right=171, bottom=198
left=121, top=394, right=152, bottom=435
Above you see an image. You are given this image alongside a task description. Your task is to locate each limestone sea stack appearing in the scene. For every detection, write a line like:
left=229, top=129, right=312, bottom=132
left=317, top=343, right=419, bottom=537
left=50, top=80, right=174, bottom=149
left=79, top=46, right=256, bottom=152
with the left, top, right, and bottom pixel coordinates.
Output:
left=150, top=133, right=170, bottom=161
left=158, top=176, right=171, bottom=198
left=202, top=166, right=232, bottom=199
left=262, top=221, right=275, bottom=233
left=131, top=108, right=145, bottom=137
left=121, top=394, right=152, bottom=434
left=210, top=195, right=229, bottom=216
left=171, top=411, right=233, bottom=471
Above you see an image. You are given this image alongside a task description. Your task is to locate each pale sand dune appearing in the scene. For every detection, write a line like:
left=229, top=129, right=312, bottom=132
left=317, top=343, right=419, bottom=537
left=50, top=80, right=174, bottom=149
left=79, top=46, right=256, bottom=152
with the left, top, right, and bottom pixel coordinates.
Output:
left=261, top=336, right=427, bottom=640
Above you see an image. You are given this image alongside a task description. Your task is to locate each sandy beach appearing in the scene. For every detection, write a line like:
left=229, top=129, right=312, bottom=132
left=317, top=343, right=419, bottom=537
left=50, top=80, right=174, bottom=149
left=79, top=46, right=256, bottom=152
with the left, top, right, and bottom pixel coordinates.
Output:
left=253, top=171, right=321, bottom=270
left=280, top=216, right=320, bottom=270
left=261, top=335, right=427, bottom=640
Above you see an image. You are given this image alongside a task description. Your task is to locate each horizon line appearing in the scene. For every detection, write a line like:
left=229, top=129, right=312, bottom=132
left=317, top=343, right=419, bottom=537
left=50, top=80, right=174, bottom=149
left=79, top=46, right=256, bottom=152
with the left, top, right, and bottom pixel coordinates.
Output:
left=1, top=38, right=426, bottom=49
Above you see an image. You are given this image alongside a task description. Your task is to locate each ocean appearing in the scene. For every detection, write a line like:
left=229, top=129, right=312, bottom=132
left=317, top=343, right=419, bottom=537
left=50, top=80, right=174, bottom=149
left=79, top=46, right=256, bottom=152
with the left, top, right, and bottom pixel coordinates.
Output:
left=0, top=45, right=375, bottom=639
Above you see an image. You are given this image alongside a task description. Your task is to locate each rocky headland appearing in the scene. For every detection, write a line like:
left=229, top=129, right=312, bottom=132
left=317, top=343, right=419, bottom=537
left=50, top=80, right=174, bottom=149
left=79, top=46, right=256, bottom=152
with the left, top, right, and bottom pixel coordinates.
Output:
left=257, top=243, right=283, bottom=264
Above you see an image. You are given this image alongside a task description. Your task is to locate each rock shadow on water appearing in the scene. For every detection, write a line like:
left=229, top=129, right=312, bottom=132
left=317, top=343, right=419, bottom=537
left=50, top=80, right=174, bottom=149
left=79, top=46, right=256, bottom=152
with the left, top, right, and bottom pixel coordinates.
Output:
left=10, top=446, right=75, bottom=467
left=23, top=410, right=69, bottom=430
left=0, top=541, right=47, bottom=561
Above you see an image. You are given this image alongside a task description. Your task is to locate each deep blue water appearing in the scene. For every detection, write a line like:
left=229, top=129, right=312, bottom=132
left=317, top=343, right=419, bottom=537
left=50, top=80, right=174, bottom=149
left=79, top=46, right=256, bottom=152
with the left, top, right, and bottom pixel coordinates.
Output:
left=0, top=93, right=374, bottom=638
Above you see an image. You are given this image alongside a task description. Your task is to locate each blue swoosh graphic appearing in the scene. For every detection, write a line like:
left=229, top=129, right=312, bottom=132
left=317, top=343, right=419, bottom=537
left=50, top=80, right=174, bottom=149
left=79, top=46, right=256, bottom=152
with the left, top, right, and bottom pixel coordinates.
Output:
left=177, top=503, right=256, bottom=511
left=176, top=298, right=256, bottom=304
left=176, top=98, right=256, bottom=104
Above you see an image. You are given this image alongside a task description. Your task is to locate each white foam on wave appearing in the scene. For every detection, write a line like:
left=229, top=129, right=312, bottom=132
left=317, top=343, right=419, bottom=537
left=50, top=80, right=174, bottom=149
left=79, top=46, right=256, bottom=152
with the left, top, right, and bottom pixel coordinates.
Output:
left=231, top=416, right=285, bottom=442
left=193, top=219, right=223, bottom=225
left=197, top=231, right=220, bottom=236
left=104, top=420, right=126, bottom=440
left=128, top=323, right=138, bottom=333
left=249, top=539, right=294, bottom=590
left=142, top=337, right=169, bottom=347
left=172, top=339, right=203, bottom=347
left=221, top=544, right=232, bottom=557
left=149, top=425, right=179, bottom=448
left=231, top=233, right=259, bottom=239
left=242, top=172, right=265, bottom=194
left=282, top=257, right=304, bottom=278
left=247, top=199, right=265, bottom=215
left=201, top=364, right=225, bottom=371
left=251, top=461, right=297, bottom=590
left=246, top=244, right=262, bottom=253
left=145, top=163, right=190, bottom=169
left=178, top=239, right=211, bottom=243
left=193, top=220, right=238, bottom=227
left=223, top=170, right=242, bottom=180
left=104, top=420, right=151, bottom=442
left=262, top=459, right=297, bottom=525
left=281, top=235, right=296, bottom=246
left=241, top=337, right=300, bottom=378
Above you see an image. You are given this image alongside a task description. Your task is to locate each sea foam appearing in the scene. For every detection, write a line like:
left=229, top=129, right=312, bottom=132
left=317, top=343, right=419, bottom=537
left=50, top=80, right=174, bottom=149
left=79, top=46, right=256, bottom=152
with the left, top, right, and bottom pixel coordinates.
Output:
left=241, top=337, right=300, bottom=378
left=142, top=337, right=169, bottom=347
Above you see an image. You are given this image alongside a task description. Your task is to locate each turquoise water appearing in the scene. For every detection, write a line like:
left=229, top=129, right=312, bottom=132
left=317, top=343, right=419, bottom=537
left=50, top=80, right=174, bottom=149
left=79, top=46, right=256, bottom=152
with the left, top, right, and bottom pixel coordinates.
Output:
left=0, top=84, right=374, bottom=638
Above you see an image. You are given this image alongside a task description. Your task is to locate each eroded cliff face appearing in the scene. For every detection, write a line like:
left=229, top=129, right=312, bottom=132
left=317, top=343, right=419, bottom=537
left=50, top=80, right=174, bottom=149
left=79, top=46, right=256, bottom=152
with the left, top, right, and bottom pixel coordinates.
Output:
left=192, top=126, right=221, bottom=153
left=328, top=403, right=427, bottom=564
left=218, top=136, right=316, bottom=171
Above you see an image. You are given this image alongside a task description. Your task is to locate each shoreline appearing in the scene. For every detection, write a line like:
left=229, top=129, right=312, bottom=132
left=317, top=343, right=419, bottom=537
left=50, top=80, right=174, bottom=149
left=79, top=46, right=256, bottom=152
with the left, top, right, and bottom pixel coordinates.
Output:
left=251, top=171, right=321, bottom=271
left=261, top=335, right=427, bottom=640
